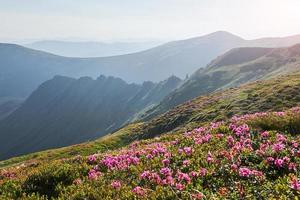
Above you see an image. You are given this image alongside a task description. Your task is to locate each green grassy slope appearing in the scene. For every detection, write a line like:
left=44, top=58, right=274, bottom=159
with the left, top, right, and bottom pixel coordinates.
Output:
left=143, top=44, right=300, bottom=119
left=2, top=90, right=300, bottom=199
left=0, top=123, right=143, bottom=169
left=2, top=72, right=300, bottom=170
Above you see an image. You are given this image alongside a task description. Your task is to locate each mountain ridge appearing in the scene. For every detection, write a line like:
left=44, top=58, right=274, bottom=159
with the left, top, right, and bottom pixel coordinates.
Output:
left=0, top=75, right=181, bottom=160
left=24, top=40, right=162, bottom=57
left=142, top=44, right=300, bottom=119
left=2, top=31, right=300, bottom=103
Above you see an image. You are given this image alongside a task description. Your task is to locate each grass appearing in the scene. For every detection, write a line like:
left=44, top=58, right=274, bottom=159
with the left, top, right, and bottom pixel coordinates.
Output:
left=0, top=123, right=143, bottom=169
left=2, top=107, right=300, bottom=199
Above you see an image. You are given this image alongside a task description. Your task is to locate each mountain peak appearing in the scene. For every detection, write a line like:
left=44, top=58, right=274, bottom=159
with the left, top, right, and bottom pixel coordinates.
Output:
left=209, top=30, right=238, bottom=36
left=164, top=75, right=182, bottom=84
left=201, top=31, right=244, bottom=41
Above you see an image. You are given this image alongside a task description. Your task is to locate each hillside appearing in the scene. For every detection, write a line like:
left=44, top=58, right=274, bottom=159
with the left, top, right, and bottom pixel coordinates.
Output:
left=2, top=31, right=300, bottom=103
left=2, top=71, right=300, bottom=168
left=143, top=44, right=300, bottom=119
left=0, top=98, right=23, bottom=121
left=0, top=75, right=181, bottom=160
left=1, top=75, right=300, bottom=198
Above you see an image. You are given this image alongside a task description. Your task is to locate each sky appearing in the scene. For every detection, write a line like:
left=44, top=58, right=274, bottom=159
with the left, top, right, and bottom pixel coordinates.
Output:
left=1, top=0, right=300, bottom=43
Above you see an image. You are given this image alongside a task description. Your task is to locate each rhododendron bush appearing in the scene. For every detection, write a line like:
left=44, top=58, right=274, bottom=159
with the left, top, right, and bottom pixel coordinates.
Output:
left=1, top=107, right=300, bottom=199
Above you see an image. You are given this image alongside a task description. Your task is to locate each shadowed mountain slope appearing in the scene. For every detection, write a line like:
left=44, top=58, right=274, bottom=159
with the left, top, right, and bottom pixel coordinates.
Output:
left=2, top=70, right=300, bottom=172
left=0, top=75, right=181, bottom=160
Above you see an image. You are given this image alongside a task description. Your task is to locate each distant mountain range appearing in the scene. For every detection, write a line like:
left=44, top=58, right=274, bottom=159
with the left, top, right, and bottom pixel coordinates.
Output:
left=24, top=40, right=163, bottom=57
left=142, top=44, right=300, bottom=119
left=0, top=75, right=181, bottom=160
left=2, top=31, right=300, bottom=104
left=2, top=43, right=300, bottom=160
left=2, top=31, right=300, bottom=159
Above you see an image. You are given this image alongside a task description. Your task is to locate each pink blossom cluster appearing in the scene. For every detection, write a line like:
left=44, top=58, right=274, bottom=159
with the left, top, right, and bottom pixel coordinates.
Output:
left=290, top=178, right=300, bottom=190
left=88, top=169, right=102, bottom=180
left=0, top=171, right=16, bottom=179
left=132, top=186, right=146, bottom=196
left=101, top=154, right=140, bottom=170
left=87, top=154, right=97, bottom=164
left=238, top=167, right=263, bottom=177
left=111, top=180, right=122, bottom=189
left=83, top=106, right=300, bottom=197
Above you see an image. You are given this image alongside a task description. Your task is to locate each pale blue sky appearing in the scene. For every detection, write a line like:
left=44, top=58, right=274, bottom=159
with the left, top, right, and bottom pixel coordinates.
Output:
left=1, top=0, right=300, bottom=42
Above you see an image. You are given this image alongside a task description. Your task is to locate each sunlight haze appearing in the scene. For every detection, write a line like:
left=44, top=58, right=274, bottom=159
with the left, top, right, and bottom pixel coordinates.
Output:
left=1, top=0, right=300, bottom=42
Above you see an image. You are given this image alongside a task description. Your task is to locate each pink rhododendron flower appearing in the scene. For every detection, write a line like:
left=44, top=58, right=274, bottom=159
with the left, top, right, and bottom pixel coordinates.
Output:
left=150, top=172, right=162, bottom=185
left=87, top=154, right=97, bottom=164
left=232, top=124, right=249, bottom=137
left=177, top=171, right=191, bottom=183
left=289, top=162, right=297, bottom=171
left=178, top=148, right=184, bottom=154
left=183, top=160, right=190, bottom=167
left=192, top=192, right=204, bottom=199
left=275, top=112, right=285, bottom=116
left=162, top=176, right=174, bottom=185
left=189, top=171, right=198, bottom=178
left=194, top=137, right=203, bottom=144
left=73, top=178, right=82, bottom=185
left=164, top=152, right=171, bottom=158
left=239, top=167, right=252, bottom=177
left=202, top=134, right=212, bottom=142
left=210, top=121, right=224, bottom=129
left=2, top=171, right=16, bottom=179
left=290, top=178, right=300, bottom=190
left=162, top=158, right=170, bottom=166
left=111, top=180, right=121, bottom=189
left=160, top=167, right=172, bottom=176
left=141, top=170, right=151, bottom=179
left=183, top=147, right=192, bottom=155
left=292, top=141, right=299, bottom=148
left=291, top=107, right=300, bottom=113
left=283, top=156, right=290, bottom=163
left=175, top=183, right=184, bottom=191
left=227, top=136, right=234, bottom=147
left=132, top=186, right=146, bottom=196
left=272, top=143, right=285, bottom=152
left=199, top=168, right=207, bottom=176
left=274, top=159, right=284, bottom=168
left=206, top=152, right=214, bottom=163
left=171, top=139, right=179, bottom=145
left=88, top=169, right=102, bottom=180
left=261, top=131, right=269, bottom=138
left=252, top=170, right=263, bottom=177
left=256, top=149, right=266, bottom=156
left=146, top=154, right=153, bottom=159
left=266, top=157, right=274, bottom=164
left=297, top=149, right=300, bottom=157
left=231, top=163, right=238, bottom=171
left=276, top=134, right=287, bottom=143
